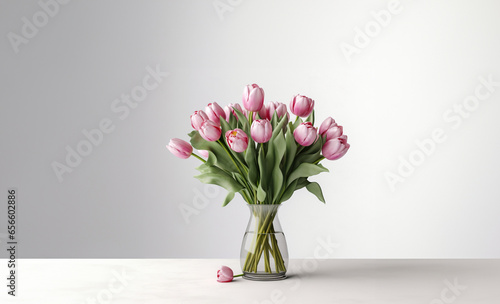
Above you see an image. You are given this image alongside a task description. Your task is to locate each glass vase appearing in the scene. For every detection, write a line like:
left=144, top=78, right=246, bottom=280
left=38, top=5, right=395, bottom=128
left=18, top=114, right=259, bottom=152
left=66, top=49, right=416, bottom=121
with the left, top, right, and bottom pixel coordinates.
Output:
left=240, top=204, right=288, bottom=280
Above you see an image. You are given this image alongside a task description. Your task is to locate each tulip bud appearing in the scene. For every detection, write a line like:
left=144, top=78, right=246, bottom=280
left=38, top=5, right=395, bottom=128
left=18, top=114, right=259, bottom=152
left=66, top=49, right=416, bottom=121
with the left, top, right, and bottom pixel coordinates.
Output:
left=225, top=128, right=249, bottom=152
left=205, top=102, right=226, bottom=124
left=190, top=110, right=209, bottom=130
left=251, top=119, right=273, bottom=143
left=166, top=138, right=193, bottom=159
left=198, top=150, right=209, bottom=158
left=224, top=103, right=243, bottom=122
left=324, top=125, right=343, bottom=140
left=274, top=102, right=289, bottom=120
left=322, top=135, right=350, bottom=160
left=293, top=122, right=318, bottom=146
left=258, top=105, right=268, bottom=120
left=319, top=117, right=336, bottom=136
left=217, top=266, right=234, bottom=283
left=290, top=95, right=314, bottom=118
left=199, top=120, right=222, bottom=142
left=260, top=101, right=289, bottom=121
left=242, top=84, right=265, bottom=112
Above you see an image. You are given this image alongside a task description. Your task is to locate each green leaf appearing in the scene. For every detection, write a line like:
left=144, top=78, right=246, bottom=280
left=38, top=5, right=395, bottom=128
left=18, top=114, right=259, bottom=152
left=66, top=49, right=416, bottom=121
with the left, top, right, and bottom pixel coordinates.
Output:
left=306, top=182, right=326, bottom=203
left=257, top=184, right=266, bottom=202
left=222, top=192, right=235, bottom=207
left=195, top=161, right=227, bottom=175
left=220, top=116, right=232, bottom=137
left=245, top=138, right=259, bottom=189
left=228, top=111, right=237, bottom=128
left=263, top=141, right=275, bottom=203
left=271, top=112, right=281, bottom=130
left=286, top=163, right=329, bottom=187
left=232, top=172, right=248, bottom=190
left=293, top=117, right=303, bottom=130
left=189, top=131, right=238, bottom=172
left=233, top=108, right=249, bottom=133
left=301, top=134, right=323, bottom=156
left=295, top=177, right=309, bottom=190
left=291, top=137, right=324, bottom=171
left=272, top=130, right=286, bottom=202
left=271, top=115, right=289, bottom=141
left=194, top=172, right=244, bottom=193
left=206, top=151, right=217, bottom=166
left=284, top=126, right=297, bottom=177
left=279, top=179, right=298, bottom=203
left=195, top=163, right=211, bottom=174
left=293, top=152, right=322, bottom=168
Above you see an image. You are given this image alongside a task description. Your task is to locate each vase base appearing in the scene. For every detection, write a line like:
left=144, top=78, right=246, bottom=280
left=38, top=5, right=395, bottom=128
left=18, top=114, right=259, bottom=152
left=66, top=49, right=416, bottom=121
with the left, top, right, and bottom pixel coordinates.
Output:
left=243, top=272, right=287, bottom=281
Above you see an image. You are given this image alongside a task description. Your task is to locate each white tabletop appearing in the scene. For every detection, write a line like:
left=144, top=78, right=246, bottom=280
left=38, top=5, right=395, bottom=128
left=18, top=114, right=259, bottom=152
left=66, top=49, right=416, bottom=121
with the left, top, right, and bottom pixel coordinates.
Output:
left=1, top=259, right=499, bottom=303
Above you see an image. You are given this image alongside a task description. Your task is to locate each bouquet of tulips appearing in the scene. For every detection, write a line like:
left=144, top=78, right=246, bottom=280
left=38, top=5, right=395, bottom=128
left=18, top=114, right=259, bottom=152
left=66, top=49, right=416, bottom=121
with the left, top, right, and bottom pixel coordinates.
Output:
left=167, top=84, right=349, bottom=275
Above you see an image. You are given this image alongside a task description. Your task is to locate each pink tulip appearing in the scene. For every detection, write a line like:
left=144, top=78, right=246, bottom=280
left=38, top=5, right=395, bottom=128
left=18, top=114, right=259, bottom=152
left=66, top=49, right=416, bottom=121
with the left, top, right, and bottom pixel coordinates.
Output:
left=293, top=122, right=318, bottom=146
left=190, top=110, right=209, bottom=131
left=199, top=120, right=222, bottom=142
left=274, top=103, right=289, bottom=120
left=319, top=117, right=336, bottom=136
left=251, top=119, right=273, bottom=143
left=205, top=102, right=226, bottom=124
left=258, top=104, right=268, bottom=120
left=224, top=103, right=243, bottom=122
left=324, top=125, right=343, bottom=140
left=225, top=129, right=249, bottom=152
left=198, top=150, right=209, bottom=158
left=166, top=138, right=193, bottom=159
left=242, top=84, right=265, bottom=112
left=259, top=101, right=289, bottom=120
left=217, top=266, right=234, bottom=283
left=322, top=135, right=350, bottom=160
left=290, top=95, right=314, bottom=118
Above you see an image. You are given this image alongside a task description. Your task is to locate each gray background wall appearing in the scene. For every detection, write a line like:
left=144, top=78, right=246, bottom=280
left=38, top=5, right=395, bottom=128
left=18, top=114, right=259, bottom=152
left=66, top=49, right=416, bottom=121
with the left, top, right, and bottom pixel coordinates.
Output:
left=1, top=0, right=500, bottom=258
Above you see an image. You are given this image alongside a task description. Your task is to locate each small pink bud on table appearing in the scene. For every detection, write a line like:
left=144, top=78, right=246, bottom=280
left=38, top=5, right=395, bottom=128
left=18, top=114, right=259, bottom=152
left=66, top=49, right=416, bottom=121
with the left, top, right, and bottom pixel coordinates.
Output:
left=217, top=266, right=243, bottom=283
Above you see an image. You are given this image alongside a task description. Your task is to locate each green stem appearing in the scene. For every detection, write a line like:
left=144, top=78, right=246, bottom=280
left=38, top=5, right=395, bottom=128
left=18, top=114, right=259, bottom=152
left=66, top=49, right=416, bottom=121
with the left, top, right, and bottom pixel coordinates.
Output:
left=233, top=274, right=244, bottom=278
left=264, top=239, right=271, bottom=273
left=217, top=140, right=254, bottom=204
left=240, top=190, right=252, bottom=205
left=191, top=153, right=206, bottom=163
left=249, top=111, right=254, bottom=127
left=217, top=140, right=245, bottom=176
left=247, top=208, right=281, bottom=272
left=314, top=156, right=325, bottom=164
